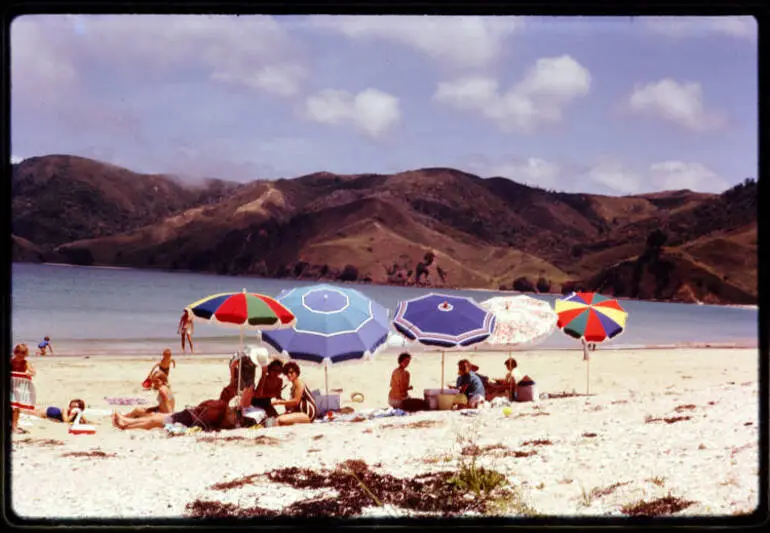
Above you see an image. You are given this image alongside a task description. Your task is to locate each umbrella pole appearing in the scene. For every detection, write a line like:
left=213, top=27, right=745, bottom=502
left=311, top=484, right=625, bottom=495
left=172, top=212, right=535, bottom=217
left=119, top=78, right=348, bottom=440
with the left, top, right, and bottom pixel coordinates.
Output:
left=237, top=325, right=244, bottom=405
left=582, top=340, right=590, bottom=395
left=325, top=365, right=329, bottom=398
left=441, top=351, right=445, bottom=390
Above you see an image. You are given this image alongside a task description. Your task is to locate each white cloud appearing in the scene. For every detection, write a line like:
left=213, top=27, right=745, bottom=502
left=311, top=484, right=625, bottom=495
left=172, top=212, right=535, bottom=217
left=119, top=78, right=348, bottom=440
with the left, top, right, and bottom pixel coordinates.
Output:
left=11, top=16, right=81, bottom=109
left=472, top=157, right=562, bottom=188
left=643, top=16, right=757, bottom=41
left=585, top=158, right=643, bottom=194
left=305, top=88, right=401, bottom=138
left=11, top=155, right=25, bottom=164
left=624, top=79, right=726, bottom=132
left=12, top=15, right=308, bottom=100
left=648, top=161, right=729, bottom=192
left=434, top=55, right=591, bottom=132
left=468, top=155, right=728, bottom=195
left=308, top=15, right=523, bottom=70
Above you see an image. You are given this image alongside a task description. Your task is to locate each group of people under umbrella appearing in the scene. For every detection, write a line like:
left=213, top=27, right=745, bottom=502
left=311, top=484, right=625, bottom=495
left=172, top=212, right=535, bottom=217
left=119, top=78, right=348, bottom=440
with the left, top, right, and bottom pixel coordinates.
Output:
left=186, top=285, right=626, bottom=410
left=111, top=286, right=627, bottom=432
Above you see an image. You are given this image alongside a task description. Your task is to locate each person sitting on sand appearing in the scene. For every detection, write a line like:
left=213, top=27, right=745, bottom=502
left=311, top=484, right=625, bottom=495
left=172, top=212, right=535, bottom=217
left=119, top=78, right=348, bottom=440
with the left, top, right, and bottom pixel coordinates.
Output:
left=270, top=362, right=317, bottom=426
left=123, top=371, right=175, bottom=418
left=177, top=309, right=194, bottom=354
left=37, top=336, right=53, bottom=356
left=219, top=352, right=257, bottom=406
left=146, top=348, right=176, bottom=380
left=112, top=398, right=242, bottom=432
left=242, top=359, right=284, bottom=417
left=453, top=359, right=486, bottom=409
left=388, top=353, right=426, bottom=412
left=11, top=343, right=36, bottom=434
left=487, top=357, right=521, bottom=401
left=32, top=399, right=89, bottom=424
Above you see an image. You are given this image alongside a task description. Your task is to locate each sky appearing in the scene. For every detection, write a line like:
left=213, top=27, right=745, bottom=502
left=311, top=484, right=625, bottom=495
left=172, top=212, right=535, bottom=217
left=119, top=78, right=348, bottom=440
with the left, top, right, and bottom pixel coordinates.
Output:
left=10, top=15, right=758, bottom=195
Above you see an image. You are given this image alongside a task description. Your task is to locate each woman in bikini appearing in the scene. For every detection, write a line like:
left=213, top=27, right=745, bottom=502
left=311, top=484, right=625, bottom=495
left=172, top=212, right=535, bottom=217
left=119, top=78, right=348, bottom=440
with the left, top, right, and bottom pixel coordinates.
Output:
left=177, top=309, right=194, bottom=354
left=271, top=361, right=317, bottom=426
left=124, top=371, right=175, bottom=418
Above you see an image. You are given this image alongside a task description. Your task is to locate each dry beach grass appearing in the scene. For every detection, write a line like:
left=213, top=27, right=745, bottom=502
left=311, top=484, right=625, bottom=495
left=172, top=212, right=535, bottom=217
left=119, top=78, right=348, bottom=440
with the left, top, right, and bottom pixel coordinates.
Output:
left=9, top=347, right=759, bottom=520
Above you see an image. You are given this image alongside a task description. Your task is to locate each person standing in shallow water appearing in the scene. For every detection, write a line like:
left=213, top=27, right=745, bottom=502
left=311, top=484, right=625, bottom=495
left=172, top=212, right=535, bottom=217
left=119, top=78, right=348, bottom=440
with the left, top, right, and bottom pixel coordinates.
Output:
left=177, top=309, right=194, bottom=354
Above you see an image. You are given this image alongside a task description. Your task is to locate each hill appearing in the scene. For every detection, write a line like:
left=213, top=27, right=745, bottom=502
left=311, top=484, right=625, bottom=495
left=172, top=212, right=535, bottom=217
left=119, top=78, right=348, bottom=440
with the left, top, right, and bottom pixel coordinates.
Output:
left=10, top=155, right=757, bottom=305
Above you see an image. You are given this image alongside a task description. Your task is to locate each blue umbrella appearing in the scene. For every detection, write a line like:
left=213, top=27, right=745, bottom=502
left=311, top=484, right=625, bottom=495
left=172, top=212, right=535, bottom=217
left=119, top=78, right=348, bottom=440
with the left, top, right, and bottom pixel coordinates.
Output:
left=392, top=293, right=496, bottom=387
left=260, top=284, right=390, bottom=395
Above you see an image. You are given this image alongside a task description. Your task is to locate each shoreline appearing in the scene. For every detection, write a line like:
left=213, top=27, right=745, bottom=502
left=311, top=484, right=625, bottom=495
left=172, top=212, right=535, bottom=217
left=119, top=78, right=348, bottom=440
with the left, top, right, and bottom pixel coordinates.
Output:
left=26, top=261, right=757, bottom=309
left=22, top=340, right=760, bottom=360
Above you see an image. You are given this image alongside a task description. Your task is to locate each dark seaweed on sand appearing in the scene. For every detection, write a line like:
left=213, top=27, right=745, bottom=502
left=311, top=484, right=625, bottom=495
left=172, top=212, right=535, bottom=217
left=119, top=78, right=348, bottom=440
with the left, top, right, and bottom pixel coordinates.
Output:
left=190, top=461, right=501, bottom=518
left=61, top=450, right=117, bottom=458
left=621, top=495, right=696, bottom=516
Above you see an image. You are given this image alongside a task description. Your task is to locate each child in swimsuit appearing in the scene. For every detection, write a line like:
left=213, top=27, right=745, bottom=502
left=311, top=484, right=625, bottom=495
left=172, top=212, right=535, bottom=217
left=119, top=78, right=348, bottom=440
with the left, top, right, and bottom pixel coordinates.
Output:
left=146, top=348, right=176, bottom=382
left=34, top=399, right=88, bottom=424
left=11, top=343, right=36, bottom=433
left=37, top=336, right=53, bottom=356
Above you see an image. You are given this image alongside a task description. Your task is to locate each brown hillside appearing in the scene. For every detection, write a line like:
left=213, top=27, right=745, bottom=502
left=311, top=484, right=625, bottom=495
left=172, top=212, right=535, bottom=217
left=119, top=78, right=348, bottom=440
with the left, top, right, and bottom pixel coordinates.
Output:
left=12, top=155, right=757, bottom=305
left=11, top=154, right=241, bottom=247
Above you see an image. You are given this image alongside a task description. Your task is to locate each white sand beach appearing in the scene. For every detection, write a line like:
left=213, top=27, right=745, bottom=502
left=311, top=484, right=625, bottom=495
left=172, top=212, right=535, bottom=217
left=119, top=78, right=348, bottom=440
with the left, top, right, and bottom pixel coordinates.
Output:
left=10, top=347, right=760, bottom=520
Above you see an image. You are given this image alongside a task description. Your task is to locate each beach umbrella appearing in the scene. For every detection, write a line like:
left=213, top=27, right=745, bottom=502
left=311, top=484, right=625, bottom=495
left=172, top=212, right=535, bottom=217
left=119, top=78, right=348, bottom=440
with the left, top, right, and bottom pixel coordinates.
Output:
left=392, top=293, right=496, bottom=387
left=479, top=295, right=558, bottom=399
left=554, top=291, right=628, bottom=394
left=186, top=289, right=296, bottom=401
left=481, top=295, right=558, bottom=350
left=260, top=284, right=390, bottom=396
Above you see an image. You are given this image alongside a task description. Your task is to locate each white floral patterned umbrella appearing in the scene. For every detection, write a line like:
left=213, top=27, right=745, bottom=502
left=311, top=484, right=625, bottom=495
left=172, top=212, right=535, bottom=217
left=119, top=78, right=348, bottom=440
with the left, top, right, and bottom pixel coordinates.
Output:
left=480, top=295, right=558, bottom=349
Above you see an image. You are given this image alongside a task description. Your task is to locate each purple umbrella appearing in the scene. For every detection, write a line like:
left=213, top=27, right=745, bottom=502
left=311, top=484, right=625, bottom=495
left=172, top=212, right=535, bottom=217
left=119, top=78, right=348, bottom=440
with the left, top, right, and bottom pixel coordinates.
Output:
left=392, top=293, right=496, bottom=387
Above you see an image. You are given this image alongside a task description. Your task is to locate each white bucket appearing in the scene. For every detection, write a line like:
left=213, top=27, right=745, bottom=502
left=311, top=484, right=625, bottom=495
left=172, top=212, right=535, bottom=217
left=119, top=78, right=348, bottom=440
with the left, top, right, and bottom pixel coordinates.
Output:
left=424, top=389, right=458, bottom=410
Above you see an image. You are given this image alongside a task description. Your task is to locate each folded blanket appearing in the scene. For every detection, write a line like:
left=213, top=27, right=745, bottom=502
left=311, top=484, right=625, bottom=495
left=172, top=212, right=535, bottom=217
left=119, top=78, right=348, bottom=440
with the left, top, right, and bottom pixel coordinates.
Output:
left=104, top=397, right=149, bottom=405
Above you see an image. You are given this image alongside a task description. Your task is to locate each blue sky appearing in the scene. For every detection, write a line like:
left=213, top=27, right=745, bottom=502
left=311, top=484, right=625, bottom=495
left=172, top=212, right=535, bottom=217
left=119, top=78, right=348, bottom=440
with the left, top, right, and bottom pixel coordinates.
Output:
left=10, top=15, right=757, bottom=195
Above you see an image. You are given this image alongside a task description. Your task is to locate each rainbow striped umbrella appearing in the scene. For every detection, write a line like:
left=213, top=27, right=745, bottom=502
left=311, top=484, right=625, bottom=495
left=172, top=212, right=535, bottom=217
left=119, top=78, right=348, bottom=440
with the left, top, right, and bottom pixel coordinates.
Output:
left=186, top=289, right=296, bottom=402
left=555, top=292, right=627, bottom=343
left=554, top=292, right=628, bottom=394
left=187, top=289, right=296, bottom=331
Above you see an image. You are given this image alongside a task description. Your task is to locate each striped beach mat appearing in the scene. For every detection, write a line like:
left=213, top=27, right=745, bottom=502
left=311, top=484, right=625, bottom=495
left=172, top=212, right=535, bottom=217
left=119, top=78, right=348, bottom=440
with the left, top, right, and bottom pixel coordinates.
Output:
left=11, top=372, right=36, bottom=410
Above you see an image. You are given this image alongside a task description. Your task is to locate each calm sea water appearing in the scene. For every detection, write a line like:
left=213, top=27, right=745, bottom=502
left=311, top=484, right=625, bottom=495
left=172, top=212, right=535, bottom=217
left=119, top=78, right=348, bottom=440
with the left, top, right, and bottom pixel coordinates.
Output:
left=10, top=263, right=759, bottom=355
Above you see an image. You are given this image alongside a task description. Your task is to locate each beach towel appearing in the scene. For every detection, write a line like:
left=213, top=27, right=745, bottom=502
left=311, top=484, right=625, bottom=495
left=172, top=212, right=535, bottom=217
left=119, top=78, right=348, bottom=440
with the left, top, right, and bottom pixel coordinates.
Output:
left=314, top=407, right=408, bottom=423
left=104, top=397, right=149, bottom=406
left=11, top=372, right=36, bottom=410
